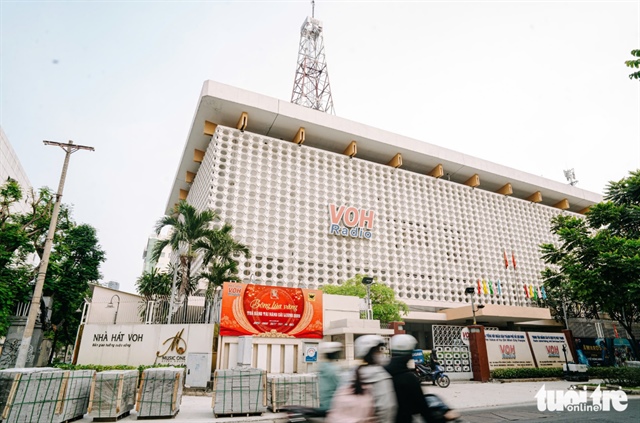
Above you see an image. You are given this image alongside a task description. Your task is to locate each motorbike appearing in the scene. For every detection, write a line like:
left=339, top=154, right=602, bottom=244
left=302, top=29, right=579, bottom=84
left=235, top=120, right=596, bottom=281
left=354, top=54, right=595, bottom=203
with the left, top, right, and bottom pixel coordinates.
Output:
left=415, top=362, right=451, bottom=388
left=280, top=406, right=326, bottom=423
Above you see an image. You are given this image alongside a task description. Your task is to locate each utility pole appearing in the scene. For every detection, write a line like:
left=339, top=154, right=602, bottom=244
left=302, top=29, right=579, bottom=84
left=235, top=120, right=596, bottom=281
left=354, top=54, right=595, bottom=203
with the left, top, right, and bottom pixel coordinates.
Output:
left=15, top=140, right=94, bottom=368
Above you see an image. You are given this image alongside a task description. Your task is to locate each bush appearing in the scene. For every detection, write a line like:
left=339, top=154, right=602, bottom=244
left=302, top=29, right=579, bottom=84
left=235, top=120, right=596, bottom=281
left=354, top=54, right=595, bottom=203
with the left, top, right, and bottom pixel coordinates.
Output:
left=588, top=367, right=640, bottom=387
left=491, top=367, right=563, bottom=379
left=53, top=363, right=185, bottom=382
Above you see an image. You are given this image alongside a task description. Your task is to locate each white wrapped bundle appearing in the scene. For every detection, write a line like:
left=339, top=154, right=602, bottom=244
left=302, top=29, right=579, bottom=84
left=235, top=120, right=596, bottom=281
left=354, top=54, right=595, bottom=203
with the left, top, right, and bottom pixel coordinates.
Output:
left=136, top=367, right=183, bottom=418
left=52, top=369, right=95, bottom=423
left=0, top=368, right=66, bottom=423
left=88, top=370, right=138, bottom=420
left=267, top=373, right=318, bottom=411
left=212, top=368, right=266, bottom=416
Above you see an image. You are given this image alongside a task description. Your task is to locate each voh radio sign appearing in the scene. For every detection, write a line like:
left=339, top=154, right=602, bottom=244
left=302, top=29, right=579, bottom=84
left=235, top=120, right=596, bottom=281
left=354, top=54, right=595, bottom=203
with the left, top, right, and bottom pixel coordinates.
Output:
left=328, top=204, right=374, bottom=239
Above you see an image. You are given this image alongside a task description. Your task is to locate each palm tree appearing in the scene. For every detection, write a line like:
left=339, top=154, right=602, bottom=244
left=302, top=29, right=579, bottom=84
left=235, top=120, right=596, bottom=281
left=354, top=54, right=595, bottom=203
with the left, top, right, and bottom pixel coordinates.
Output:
left=625, top=50, right=640, bottom=79
left=136, top=268, right=172, bottom=301
left=195, top=223, right=250, bottom=322
left=135, top=268, right=172, bottom=323
left=152, top=201, right=219, bottom=318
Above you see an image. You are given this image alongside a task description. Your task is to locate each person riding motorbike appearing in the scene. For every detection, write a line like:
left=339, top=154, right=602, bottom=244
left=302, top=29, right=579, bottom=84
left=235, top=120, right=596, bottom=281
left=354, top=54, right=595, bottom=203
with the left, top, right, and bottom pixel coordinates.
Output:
left=429, top=350, right=440, bottom=371
left=318, top=342, right=343, bottom=415
left=344, top=335, right=397, bottom=423
left=384, top=334, right=433, bottom=423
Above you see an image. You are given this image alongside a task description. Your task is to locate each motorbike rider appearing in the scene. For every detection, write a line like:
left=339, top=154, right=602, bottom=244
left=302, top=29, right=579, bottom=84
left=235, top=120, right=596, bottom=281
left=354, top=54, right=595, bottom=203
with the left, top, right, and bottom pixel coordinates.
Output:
left=385, top=335, right=460, bottom=423
left=351, top=335, right=397, bottom=423
left=429, top=350, right=440, bottom=371
left=318, top=342, right=343, bottom=415
left=384, top=334, right=433, bottom=423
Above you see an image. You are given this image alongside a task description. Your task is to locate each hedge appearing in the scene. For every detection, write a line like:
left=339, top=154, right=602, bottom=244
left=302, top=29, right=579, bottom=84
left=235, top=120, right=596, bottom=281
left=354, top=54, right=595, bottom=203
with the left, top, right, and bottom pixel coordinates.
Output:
left=491, top=366, right=640, bottom=387
left=53, top=363, right=185, bottom=381
left=491, top=367, right=563, bottom=379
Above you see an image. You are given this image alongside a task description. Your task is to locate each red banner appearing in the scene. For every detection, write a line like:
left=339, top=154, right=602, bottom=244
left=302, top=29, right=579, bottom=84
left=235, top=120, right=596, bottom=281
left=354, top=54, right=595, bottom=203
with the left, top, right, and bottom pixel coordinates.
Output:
left=220, top=283, right=323, bottom=339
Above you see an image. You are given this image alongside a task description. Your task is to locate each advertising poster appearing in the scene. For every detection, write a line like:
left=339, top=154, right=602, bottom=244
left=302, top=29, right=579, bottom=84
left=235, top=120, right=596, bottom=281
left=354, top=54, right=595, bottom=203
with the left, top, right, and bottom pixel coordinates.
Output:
left=220, top=282, right=323, bottom=338
left=527, top=332, right=574, bottom=367
left=484, top=331, right=535, bottom=370
left=574, top=337, right=638, bottom=367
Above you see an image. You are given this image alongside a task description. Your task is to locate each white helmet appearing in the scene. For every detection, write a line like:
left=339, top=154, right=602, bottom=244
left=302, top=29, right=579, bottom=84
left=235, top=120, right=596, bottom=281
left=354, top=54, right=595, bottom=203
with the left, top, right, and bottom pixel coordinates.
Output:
left=389, top=334, right=417, bottom=355
left=354, top=335, right=385, bottom=359
left=319, top=342, right=343, bottom=354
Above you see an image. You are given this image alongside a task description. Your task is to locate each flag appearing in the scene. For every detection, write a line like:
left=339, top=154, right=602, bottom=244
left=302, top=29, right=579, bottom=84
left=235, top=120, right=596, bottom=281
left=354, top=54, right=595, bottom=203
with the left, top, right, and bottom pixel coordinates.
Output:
left=613, top=324, right=620, bottom=338
left=529, top=285, right=534, bottom=298
left=497, top=279, right=502, bottom=295
left=540, top=286, right=547, bottom=300
left=482, top=279, right=488, bottom=295
left=533, top=287, right=539, bottom=300
left=477, top=279, right=482, bottom=295
left=503, top=251, right=509, bottom=268
left=524, top=284, right=529, bottom=298
left=512, top=252, right=517, bottom=269
left=488, top=280, right=494, bottom=295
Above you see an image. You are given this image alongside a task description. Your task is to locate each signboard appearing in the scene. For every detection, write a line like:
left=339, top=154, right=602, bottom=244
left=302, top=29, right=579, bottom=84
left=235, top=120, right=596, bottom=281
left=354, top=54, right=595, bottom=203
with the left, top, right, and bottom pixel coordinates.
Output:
left=328, top=204, right=374, bottom=239
left=484, top=330, right=535, bottom=370
left=460, top=327, right=470, bottom=346
left=76, top=324, right=214, bottom=366
left=305, top=345, right=318, bottom=362
left=220, top=283, right=323, bottom=338
left=528, top=332, right=574, bottom=368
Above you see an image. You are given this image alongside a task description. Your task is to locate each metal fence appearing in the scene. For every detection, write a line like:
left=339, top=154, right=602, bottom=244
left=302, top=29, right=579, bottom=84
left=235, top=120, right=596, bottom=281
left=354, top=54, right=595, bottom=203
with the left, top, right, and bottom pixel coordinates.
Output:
left=86, top=297, right=220, bottom=325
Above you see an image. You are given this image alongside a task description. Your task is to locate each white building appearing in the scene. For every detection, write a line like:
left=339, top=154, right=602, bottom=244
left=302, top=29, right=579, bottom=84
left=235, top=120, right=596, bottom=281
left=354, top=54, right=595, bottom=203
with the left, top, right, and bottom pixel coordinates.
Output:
left=0, top=126, right=33, bottom=214
left=164, top=81, right=602, bottom=351
left=141, top=233, right=172, bottom=274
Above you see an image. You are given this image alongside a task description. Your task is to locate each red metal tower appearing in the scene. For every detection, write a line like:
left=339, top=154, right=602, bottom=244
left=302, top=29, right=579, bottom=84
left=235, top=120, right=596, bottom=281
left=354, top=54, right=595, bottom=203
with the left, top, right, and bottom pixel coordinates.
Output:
left=291, top=1, right=335, bottom=114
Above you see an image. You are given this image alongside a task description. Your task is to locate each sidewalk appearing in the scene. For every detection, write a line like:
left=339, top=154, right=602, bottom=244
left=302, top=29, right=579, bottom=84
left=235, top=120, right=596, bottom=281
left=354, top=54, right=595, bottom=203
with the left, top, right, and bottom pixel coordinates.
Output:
left=74, top=379, right=589, bottom=422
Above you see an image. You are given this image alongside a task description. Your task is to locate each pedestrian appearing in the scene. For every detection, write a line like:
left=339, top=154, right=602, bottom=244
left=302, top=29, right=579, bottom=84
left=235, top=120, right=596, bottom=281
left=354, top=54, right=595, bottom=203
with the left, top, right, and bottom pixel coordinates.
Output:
left=352, top=335, right=397, bottom=423
left=318, top=342, right=343, bottom=415
left=385, top=334, right=460, bottom=423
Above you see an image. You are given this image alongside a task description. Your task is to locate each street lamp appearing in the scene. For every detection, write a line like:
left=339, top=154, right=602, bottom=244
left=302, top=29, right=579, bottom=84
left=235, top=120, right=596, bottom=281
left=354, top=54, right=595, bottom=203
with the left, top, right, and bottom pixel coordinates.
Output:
left=362, top=277, right=374, bottom=320
left=465, top=287, right=485, bottom=325
left=106, top=294, right=121, bottom=325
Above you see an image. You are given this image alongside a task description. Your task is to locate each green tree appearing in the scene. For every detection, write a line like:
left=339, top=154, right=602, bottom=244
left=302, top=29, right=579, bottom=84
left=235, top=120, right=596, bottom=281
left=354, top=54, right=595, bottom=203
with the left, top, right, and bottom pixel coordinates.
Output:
left=321, top=274, right=409, bottom=323
left=0, top=179, right=104, bottom=360
left=136, top=268, right=172, bottom=301
left=0, top=179, right=40, bottom=336
left=194, top=223, right=250, bottom=299
left=135, top=267, right=173, bottom=323
left=625, top=50, right=640, bottom=80
left=540, top=170, right=640, bottom=359
left=152, top=201, right=219, bottom=300
left=44, top=224, right=105, bottom=363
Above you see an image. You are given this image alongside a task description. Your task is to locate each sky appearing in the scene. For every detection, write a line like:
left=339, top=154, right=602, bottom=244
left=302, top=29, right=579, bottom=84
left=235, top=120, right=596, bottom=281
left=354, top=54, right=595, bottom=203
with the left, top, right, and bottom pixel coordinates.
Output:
left=1, top=0, right=639, bottom=294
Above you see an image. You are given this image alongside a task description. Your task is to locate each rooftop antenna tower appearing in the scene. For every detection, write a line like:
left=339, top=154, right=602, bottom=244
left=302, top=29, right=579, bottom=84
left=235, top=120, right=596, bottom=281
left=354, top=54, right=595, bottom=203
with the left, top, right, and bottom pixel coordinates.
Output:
left=563, top=168, right=578, bottom=186
left=291, top=0, right=335, bottom=114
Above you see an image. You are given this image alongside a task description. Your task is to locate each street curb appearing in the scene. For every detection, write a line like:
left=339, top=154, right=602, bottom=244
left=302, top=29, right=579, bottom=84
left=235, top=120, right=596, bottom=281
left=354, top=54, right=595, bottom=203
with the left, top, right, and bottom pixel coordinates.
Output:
left=493, top=377, right=562, bottom=383
left=573, top=384, right=640, bottom=396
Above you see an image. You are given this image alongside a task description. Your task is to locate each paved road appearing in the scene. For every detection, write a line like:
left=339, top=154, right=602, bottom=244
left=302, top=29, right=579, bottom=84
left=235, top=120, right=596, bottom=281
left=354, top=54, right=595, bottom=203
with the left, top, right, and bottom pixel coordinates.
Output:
left=459, top=398, right=640, bottom=422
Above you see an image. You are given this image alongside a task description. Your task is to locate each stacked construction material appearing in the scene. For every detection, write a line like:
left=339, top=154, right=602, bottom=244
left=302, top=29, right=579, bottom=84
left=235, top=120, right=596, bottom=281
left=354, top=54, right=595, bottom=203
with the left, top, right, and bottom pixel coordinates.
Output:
left=135, top=367, right=183, bottom=418
left=212, top=368, right=266, bottom=417
left=266, top=373, right=318, bottom=412
left=88, top=370, right=138, bottom=421
left=52, top=369, right=95, bottom=423
left=0, top=367, right=67, bottom=423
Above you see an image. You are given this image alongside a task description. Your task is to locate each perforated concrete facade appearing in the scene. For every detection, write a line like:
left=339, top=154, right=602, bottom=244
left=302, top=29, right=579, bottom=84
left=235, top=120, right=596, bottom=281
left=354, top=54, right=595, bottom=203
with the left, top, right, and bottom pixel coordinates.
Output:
left=187, top=125, right=573, bottom=309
